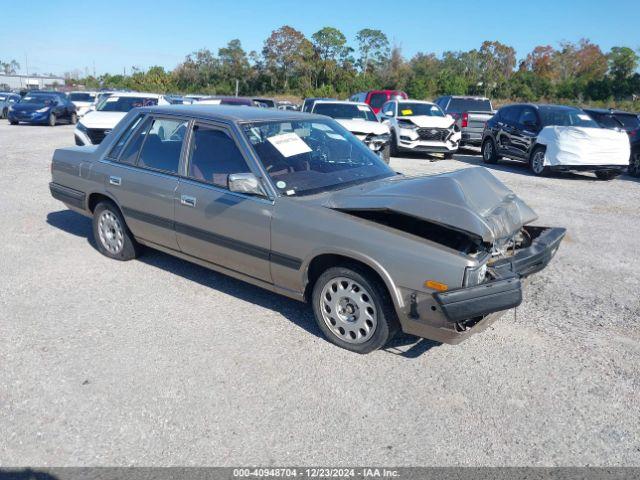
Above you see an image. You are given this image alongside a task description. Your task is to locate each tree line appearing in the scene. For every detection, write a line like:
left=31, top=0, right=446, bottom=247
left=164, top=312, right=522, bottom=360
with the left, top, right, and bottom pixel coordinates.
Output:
left=21, top=26, right=640, bottom=106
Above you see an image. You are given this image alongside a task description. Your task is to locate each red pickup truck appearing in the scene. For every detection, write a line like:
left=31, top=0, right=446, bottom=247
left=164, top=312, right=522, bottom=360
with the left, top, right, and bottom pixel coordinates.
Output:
left=350, top=90, right=408, bottom=114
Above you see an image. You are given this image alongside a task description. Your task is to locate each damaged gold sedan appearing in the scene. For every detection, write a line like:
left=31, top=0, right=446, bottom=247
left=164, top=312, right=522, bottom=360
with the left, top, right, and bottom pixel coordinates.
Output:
left=49, top=106, right=565, bottom=353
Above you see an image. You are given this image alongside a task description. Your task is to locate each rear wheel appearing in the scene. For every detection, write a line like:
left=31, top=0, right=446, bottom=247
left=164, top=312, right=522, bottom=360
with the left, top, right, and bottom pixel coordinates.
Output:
left=9, top=119, right=18, bottom=125
left=530, top=146, right=549, bottom=176
left=69, top=112, right=78, bottom=125
left=595, top=170, right=620, bottom=180
left=1, top=107, right=7, bottom=119
left=48, top=113, right=56, bottom=127
left=628, top=152, right=640, bottom=178
left=311, top=265, right=398, bottom=354
left=481, top=138, right=498, bottom=164
left=92, top=201, right=141, bottom=261
left=443, top=151, right=454, bottom=160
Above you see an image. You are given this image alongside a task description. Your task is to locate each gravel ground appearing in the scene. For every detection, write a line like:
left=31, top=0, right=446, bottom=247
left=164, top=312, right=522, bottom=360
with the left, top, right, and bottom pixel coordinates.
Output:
left=1, top=122, right=639, bottom=466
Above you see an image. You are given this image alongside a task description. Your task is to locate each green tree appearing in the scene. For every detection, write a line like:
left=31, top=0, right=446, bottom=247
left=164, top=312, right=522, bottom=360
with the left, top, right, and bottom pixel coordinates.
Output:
left=311, top=27, right=348, bottom=87
left=262, top=25, right=313, bottom=91
left=608, top=46, right=639, bottom=80
left=1, top=59, right=20, bottom=75
left=479, top=41, right=516, bottom=96
left=218, top=39, right=250, bottom=94
left=355, top=28, right=390, bottom=75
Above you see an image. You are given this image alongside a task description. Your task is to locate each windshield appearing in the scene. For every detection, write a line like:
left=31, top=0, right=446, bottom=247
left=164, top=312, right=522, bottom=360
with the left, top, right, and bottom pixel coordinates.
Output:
left=69, top=92, right=96, bottom=102
left=539, top=107, right=599, bottom=128
left=313, top=103, right=377, bottom=122
left=19, top=94, right=57, bottom=106
left=97, top=96, right=159, bottom=112
left=242, top=120, right=394, bottom=196
left=397, top=103, right=445, bottom=117
left=447, top=98, right=492, bottom=113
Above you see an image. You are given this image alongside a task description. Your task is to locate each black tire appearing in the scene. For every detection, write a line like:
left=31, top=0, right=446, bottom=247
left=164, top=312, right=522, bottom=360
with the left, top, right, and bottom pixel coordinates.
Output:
left=390, top=130, right=399, bottom=157
left=443, top=151, right=454, bottom=159
left=380, top=144, right=391, bottom=164
left=48, top=113, right=56, bottom=127
left=311, top=264, right=399, bottom=354
left=9, top=119, right=18, bottom=125
left=1, top=108, right=6, bottom=119
left=92, top=201, right=141, bottom=261
left=529, top=145, right=550, bottom=176
left=629, top=152, right=640, bottom=178
left=594, top=170, right=619, bottom=180
left=69, top=112, right=78, bottom=125
left=481, top=138, right=499, bottom=164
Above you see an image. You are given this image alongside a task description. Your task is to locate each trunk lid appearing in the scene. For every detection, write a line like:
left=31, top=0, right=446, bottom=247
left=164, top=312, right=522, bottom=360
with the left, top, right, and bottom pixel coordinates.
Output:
left=324, top=167, right=537, bottom=243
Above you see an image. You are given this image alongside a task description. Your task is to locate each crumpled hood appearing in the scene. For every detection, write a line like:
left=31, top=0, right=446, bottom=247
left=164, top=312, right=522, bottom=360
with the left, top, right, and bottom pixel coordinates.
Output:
left=79, top=111, right=127, bottom=129
left=401, top=115, right=455, bottom=129
left=336, top=119, right=390, bottom=136
left=537, top=126, right=630, bottom=167
left=325, top=167, right=537, bottom=243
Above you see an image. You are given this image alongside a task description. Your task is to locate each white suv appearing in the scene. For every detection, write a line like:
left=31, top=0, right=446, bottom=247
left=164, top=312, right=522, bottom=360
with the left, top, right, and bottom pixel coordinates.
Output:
left=380, top=100, right=460, bottom=158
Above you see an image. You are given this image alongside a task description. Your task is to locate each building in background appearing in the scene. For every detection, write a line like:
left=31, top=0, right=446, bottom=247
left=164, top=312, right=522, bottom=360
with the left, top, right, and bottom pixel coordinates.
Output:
left=0, top=74, right=65, bottom=92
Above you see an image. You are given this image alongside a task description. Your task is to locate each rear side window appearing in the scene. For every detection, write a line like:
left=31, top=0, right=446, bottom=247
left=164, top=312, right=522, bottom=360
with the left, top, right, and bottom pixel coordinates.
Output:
left=448, top=98, right=492, bottom=113
left=590, top=113, right=622, bottom=129
left=108, top=115, right=144, bottom=160
left=500, top=106, right=521, bottom=124
left=119, top=117, right=153, bottom=165
left=614, top=114, right=640, bottom=130
left=187, top=125, right=251, bottom=188
left=137, top=118, right=189, bottom=174
left=368, top=93, right=387, bottom=109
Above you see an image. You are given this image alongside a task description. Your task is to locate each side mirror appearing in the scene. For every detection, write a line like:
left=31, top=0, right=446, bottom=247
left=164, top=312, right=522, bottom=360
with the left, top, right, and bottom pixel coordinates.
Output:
left=383, top=110, right=394, bottom=117
left=228, top=173, right=266, bottom=196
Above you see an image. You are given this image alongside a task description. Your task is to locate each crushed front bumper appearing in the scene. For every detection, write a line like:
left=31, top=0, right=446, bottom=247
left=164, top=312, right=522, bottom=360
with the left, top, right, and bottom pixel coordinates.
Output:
left=401, top=227, right=565, bottom=344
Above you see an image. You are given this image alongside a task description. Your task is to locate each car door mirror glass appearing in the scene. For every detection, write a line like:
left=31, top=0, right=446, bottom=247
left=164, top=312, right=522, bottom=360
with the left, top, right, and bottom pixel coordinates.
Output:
left=228, top=173, right=266, bottom=196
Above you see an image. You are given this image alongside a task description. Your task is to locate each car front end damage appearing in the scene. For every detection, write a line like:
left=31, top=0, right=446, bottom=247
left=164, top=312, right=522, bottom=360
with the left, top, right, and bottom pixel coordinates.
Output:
left=325, top=167, right=565, bottom=345
left=396, top=118, right=461, bottom=153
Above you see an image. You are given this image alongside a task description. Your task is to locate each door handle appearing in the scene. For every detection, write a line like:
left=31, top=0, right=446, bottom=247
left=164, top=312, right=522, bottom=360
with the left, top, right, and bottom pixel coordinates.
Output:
left=109, top=176, right=121, bottom=186
left=180, top=195, right=197, bottom=207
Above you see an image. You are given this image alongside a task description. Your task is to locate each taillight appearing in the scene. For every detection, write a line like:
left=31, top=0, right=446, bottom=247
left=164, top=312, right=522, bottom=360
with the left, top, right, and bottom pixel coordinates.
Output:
left=461, top=112, right=469, bottom=128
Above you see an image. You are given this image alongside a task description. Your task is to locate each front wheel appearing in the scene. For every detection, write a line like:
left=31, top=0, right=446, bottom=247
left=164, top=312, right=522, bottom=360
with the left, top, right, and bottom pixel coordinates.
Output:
left=380, top=144, right=391, bottom=164
left=1, top=108, right=6, bottom=119
left=69, top=112, right=78, bottom=125
left=628, top=152, right=640, bottom=178
left=9, top=119, right=18, bottom=125
left=529, top=146, right=549, bottom=176
left=595, top=170, right=620, bottom=180
left=443, top=151, right=455, bottom=160
left=92, top=201, right=141, bottom=261
left=481, top=138, right=499, bottom=164
left=48, top=113, right=56, bottom=127
left=312, top=265, right=399, bottom=354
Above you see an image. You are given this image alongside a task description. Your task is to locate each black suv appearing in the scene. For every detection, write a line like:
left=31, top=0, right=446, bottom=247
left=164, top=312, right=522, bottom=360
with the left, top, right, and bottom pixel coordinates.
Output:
left=583, top=108, right=640, bottom=177
left=481, top=103, right=626, bottom=179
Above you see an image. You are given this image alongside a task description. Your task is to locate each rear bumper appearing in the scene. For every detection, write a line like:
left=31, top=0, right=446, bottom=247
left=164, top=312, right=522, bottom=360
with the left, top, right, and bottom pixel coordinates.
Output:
left=49, top=182, right=86, bottom=210
left=461, top=131, right=483, bottom=145
left=400, top=227, right=565, bottom=344
left=549, top=165, right=627, bottom=172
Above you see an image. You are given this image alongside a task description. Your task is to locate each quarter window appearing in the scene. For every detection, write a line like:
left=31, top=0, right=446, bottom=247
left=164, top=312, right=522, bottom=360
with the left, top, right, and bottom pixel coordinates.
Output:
left=119, top=117, right=153, bottom=165
left=187, top=125, right=251, bottom=188
left=108, top=115, right=144, bottom=160
left=136, top=118, right=188, bottom=174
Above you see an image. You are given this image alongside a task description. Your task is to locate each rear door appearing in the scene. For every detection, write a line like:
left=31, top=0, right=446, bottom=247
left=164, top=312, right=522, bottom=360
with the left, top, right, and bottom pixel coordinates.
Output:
left=511, top=107, right=541, bottom=159
left=174, top=122, right=273, bottom=282
left=104, top=115, right=188, bottom=250
left=495, top=106, right=521, bottom=156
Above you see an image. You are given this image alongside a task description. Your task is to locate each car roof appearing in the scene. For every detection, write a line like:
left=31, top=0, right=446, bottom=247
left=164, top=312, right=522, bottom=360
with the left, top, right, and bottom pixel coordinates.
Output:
left=313, top=100, right=369, bottom=107
left=139, top=104, right=327, bottom=123
left=583, top=107, right=636, bottom=115
left=397, top=99, right=436, bottom=105
left=108, top=91, right=163, bottom=98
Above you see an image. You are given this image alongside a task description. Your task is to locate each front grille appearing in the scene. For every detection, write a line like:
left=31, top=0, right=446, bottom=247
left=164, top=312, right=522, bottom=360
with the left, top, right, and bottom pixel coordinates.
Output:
left=417, top=127, right=449, bottom=142
left=86, top=128, right=107, bottom=144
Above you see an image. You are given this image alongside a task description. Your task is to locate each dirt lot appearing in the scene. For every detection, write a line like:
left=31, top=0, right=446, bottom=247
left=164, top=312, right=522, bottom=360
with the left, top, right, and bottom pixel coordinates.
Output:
left=1, top=122, right=639, bottom=466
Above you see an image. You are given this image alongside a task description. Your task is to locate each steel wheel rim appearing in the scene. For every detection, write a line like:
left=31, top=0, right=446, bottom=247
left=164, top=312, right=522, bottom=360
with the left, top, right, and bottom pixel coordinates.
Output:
left=532, top=151, right=545, bottom=174
left=319, top=276, right=378, bottom=344
left=484, top=141, right=492, bottom=160
left=98, top=210, right=124, bottom=254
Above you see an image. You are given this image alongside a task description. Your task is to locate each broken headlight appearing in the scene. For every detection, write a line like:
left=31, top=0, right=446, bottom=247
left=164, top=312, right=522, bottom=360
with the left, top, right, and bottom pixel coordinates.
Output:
left=463, top=260, right=489, bottom=287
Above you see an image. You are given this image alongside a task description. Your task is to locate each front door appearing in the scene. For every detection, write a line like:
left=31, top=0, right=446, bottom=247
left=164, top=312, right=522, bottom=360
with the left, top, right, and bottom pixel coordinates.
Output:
left=174, top=123, right=273, bottom=282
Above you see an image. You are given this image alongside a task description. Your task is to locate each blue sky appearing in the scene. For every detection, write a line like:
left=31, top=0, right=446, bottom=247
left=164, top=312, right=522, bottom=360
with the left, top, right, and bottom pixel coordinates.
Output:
left=1, top=0, right=638, bottom=76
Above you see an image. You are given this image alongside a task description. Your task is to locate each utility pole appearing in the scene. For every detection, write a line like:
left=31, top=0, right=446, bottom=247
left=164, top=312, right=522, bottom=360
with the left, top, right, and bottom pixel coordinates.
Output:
left=25, top=53, right=28, bottom=77
left=93, top=60, right=96, bottom=77
left=235, top=79, right=239, bottom=97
